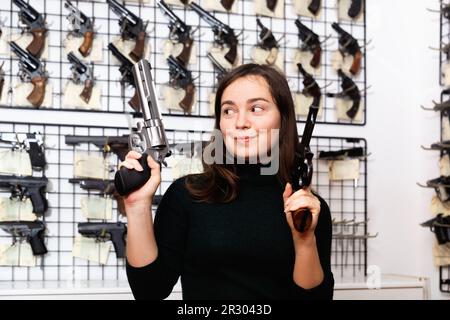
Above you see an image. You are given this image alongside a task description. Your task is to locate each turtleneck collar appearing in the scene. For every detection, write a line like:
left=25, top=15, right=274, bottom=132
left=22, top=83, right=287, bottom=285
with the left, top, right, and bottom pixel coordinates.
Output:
left=234, top=162, right=279, bottom=183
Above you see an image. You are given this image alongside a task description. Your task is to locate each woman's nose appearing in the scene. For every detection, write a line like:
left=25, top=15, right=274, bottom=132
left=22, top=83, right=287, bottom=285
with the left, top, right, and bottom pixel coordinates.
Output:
left=236, top=110, right=251, bottom=129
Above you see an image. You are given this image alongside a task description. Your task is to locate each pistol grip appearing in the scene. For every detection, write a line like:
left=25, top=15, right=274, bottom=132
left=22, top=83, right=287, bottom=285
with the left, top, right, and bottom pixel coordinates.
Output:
left=79, top=31, right=94, bottom=57
left=28, top=76, right=46, bottom=108
left=130, top=31, right=146, bottom=62
left=292, top=207, right=313, bottom=233
left=310, top=47, right=322, bottom=68
left=177, top=38, right=193, bottom=66
left=346, top=98, right=360, bottom=119
left=350, top=51, right=362, bottom=75
left=111, top=231, right=126, bottom=258
left=224, top=43, right=237, bottom=65
left=28, top=186, right=47, bottom=215
left=179, top=83, right=195, bottom=113
left=29, top=232, right=47, bottom=255
left=27, top=28, right=47, bottom=57
left=80, top=79, right=94, bottom=104
left=0, top=78, right=4, bottom=99
left=220, top=0, right=234, bottom=10
left=114, top=153, right=151, bottom=196
left=128, top=89, right=140, bottom=112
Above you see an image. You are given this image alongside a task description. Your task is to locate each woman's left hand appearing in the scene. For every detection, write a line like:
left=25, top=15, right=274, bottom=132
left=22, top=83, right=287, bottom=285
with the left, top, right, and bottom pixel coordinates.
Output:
left=283, top=183, right=321, bottom=241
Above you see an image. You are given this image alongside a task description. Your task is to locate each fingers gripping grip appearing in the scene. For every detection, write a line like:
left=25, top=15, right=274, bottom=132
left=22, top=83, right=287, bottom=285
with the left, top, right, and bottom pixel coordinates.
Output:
left=114, top=154, right=151, bottom=196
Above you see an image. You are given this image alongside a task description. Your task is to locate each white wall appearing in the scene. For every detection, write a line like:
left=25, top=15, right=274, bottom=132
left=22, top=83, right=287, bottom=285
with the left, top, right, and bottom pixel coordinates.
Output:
left=2, top=0, right=449, bottom=299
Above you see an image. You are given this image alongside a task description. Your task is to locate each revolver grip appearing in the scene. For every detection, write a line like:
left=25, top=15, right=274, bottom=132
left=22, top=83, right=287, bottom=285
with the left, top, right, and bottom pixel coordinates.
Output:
left=177, top=38, right=194, bottom=67
left=130, top=31, right=146, bottom=62
left=28, top=186, right=47, bottom=215
left=346, top=98, right=361, bottom=119
left=28, top=76, right=46, bottom=108
left=310, top=47, right=322, bottom=68
left=114, top=153, right=151, bottom=196
left=179, top=83, right=195, bottom=113
left=224, top=43, right=237, bottom=65
left=79, top=31, right=94, bottom=57
left=128, top=89, right=140, bottom=112
left=29, top=231, right=47, bottom=255
left=350, top=50, right=362, bottom=75
left=80, top=79, right=94, bottom=104
left=220, top=0, right=234, bottom=10
left=308, top=0, right=321, bottom=15
left=292, top=207, right=313, bottom=233
left=348, top=0, right=362, bottom=18
left=27, top=28, right=47, bottom=57
left=266, top=0, right=277, bottom=11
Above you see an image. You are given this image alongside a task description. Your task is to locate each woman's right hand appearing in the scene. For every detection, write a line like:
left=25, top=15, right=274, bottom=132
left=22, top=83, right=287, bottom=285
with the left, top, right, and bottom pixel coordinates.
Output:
left=119, top=151, right=161, bottom=208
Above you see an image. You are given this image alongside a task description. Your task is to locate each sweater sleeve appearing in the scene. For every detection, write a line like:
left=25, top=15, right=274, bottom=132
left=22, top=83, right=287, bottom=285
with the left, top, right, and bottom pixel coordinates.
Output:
left=290, top=195, right=335, bottom=300
left=126, top=179, right=188, bottom=300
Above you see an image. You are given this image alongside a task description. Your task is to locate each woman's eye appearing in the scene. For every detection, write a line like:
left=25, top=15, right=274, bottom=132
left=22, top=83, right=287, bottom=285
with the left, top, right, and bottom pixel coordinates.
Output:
left=252, top=105, right=264, bottom=112
left=223, top=108, right=235, bottom=115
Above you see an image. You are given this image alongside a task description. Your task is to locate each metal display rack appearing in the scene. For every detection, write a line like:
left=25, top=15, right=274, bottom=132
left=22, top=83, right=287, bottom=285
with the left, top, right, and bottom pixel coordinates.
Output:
left=0, top=121, right=368, bottom=280
left=0, top=0, right=367, bottom=125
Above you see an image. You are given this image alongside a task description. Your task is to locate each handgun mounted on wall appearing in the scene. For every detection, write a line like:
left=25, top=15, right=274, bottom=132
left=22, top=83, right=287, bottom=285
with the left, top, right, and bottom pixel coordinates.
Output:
left=10, top=41, right=48, bottom=108
left=13, top=0, right=48, bottom=58
left=64, top=0, right=95, bottom=57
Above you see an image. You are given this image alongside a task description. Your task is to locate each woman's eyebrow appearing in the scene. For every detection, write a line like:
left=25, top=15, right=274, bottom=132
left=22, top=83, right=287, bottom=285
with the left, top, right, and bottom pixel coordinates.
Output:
left=246, top=97, right=271, bottom=104
left=221, top=100, right=235, bottom=107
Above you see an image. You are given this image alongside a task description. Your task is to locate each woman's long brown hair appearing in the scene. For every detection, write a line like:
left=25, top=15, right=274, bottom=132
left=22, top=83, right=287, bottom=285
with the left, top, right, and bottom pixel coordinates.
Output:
left=185, top=63, right=299, bottom=203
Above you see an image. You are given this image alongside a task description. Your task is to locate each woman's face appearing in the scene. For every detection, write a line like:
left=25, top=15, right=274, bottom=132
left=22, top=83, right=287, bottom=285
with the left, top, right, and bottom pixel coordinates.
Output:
left=219, top=75, right=281, bottom=162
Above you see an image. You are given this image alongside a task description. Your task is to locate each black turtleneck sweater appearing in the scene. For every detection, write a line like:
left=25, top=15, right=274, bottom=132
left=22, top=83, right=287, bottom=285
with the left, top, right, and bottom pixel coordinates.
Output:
left=126, top=164, right=334, bottom=300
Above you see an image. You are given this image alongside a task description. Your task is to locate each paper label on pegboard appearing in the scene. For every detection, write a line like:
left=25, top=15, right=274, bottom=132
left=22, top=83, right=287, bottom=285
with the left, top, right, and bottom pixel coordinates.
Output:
left=252, top=47, right=283, bottom=72
left=440, top=155, right=450, bottom=177
left=161, top=84, right=197, bottom=113
left=172, top=156, right=203, bottom=180
left=335, top=98, right=364, bottom=122
left=165, top=0, right=190, bottom=7
left=0, top=197, right=37, bottom=222
left=255, top=0, right=284, bottom=18
left=331, top=50, right=358, bottom=77
left=72, top=235, right=111, bottom=265
left=293, top=50, right=321, bottom=76
left=8, top=32, right=49, bottom=60
left=74, top=152, right=110, bottom=180
left=0, top=27, right=10, bottom=56
left=0, top=243, right=36, bottom=267
left=431, top=196, right=450, bottom=216
left=328, top=159, right=360, bottom=181
left=209, top=92, right=216, bottom=116
left=442, top=116, right=450, bottom=141
left=12, top=82, right=53, bottom=108
left=62, top=82, right=102, bottom=110
left=209, top=45, right=242, bottom=69
left=63, top=36, right=103, bottom=62
left=293, top=0, right=322, bottom=19
left=443, top=62, right=450, bottom=87
left=205, top=0, right=239, bottom=13
left=294, top=93, right=323, bottom=118
left=0, top=149, right=32, bottom=176
left=111, top=37, right=151, bottom=64
left=162, top=40, right=197, bottom=65
left=433, top=243, right=450, bottom=267
left=80, top=196, right=113, bottom=220
left=338, top=0, right=364, bottom=22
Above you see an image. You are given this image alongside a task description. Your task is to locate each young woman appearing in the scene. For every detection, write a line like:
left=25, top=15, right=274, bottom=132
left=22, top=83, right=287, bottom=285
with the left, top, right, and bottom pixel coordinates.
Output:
left=121, top=63, right=334, bottom=300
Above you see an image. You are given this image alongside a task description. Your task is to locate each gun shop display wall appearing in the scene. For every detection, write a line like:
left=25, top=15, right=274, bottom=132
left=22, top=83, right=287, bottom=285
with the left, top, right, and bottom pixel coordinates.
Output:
left=0, top=0, right=445, bottom=300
